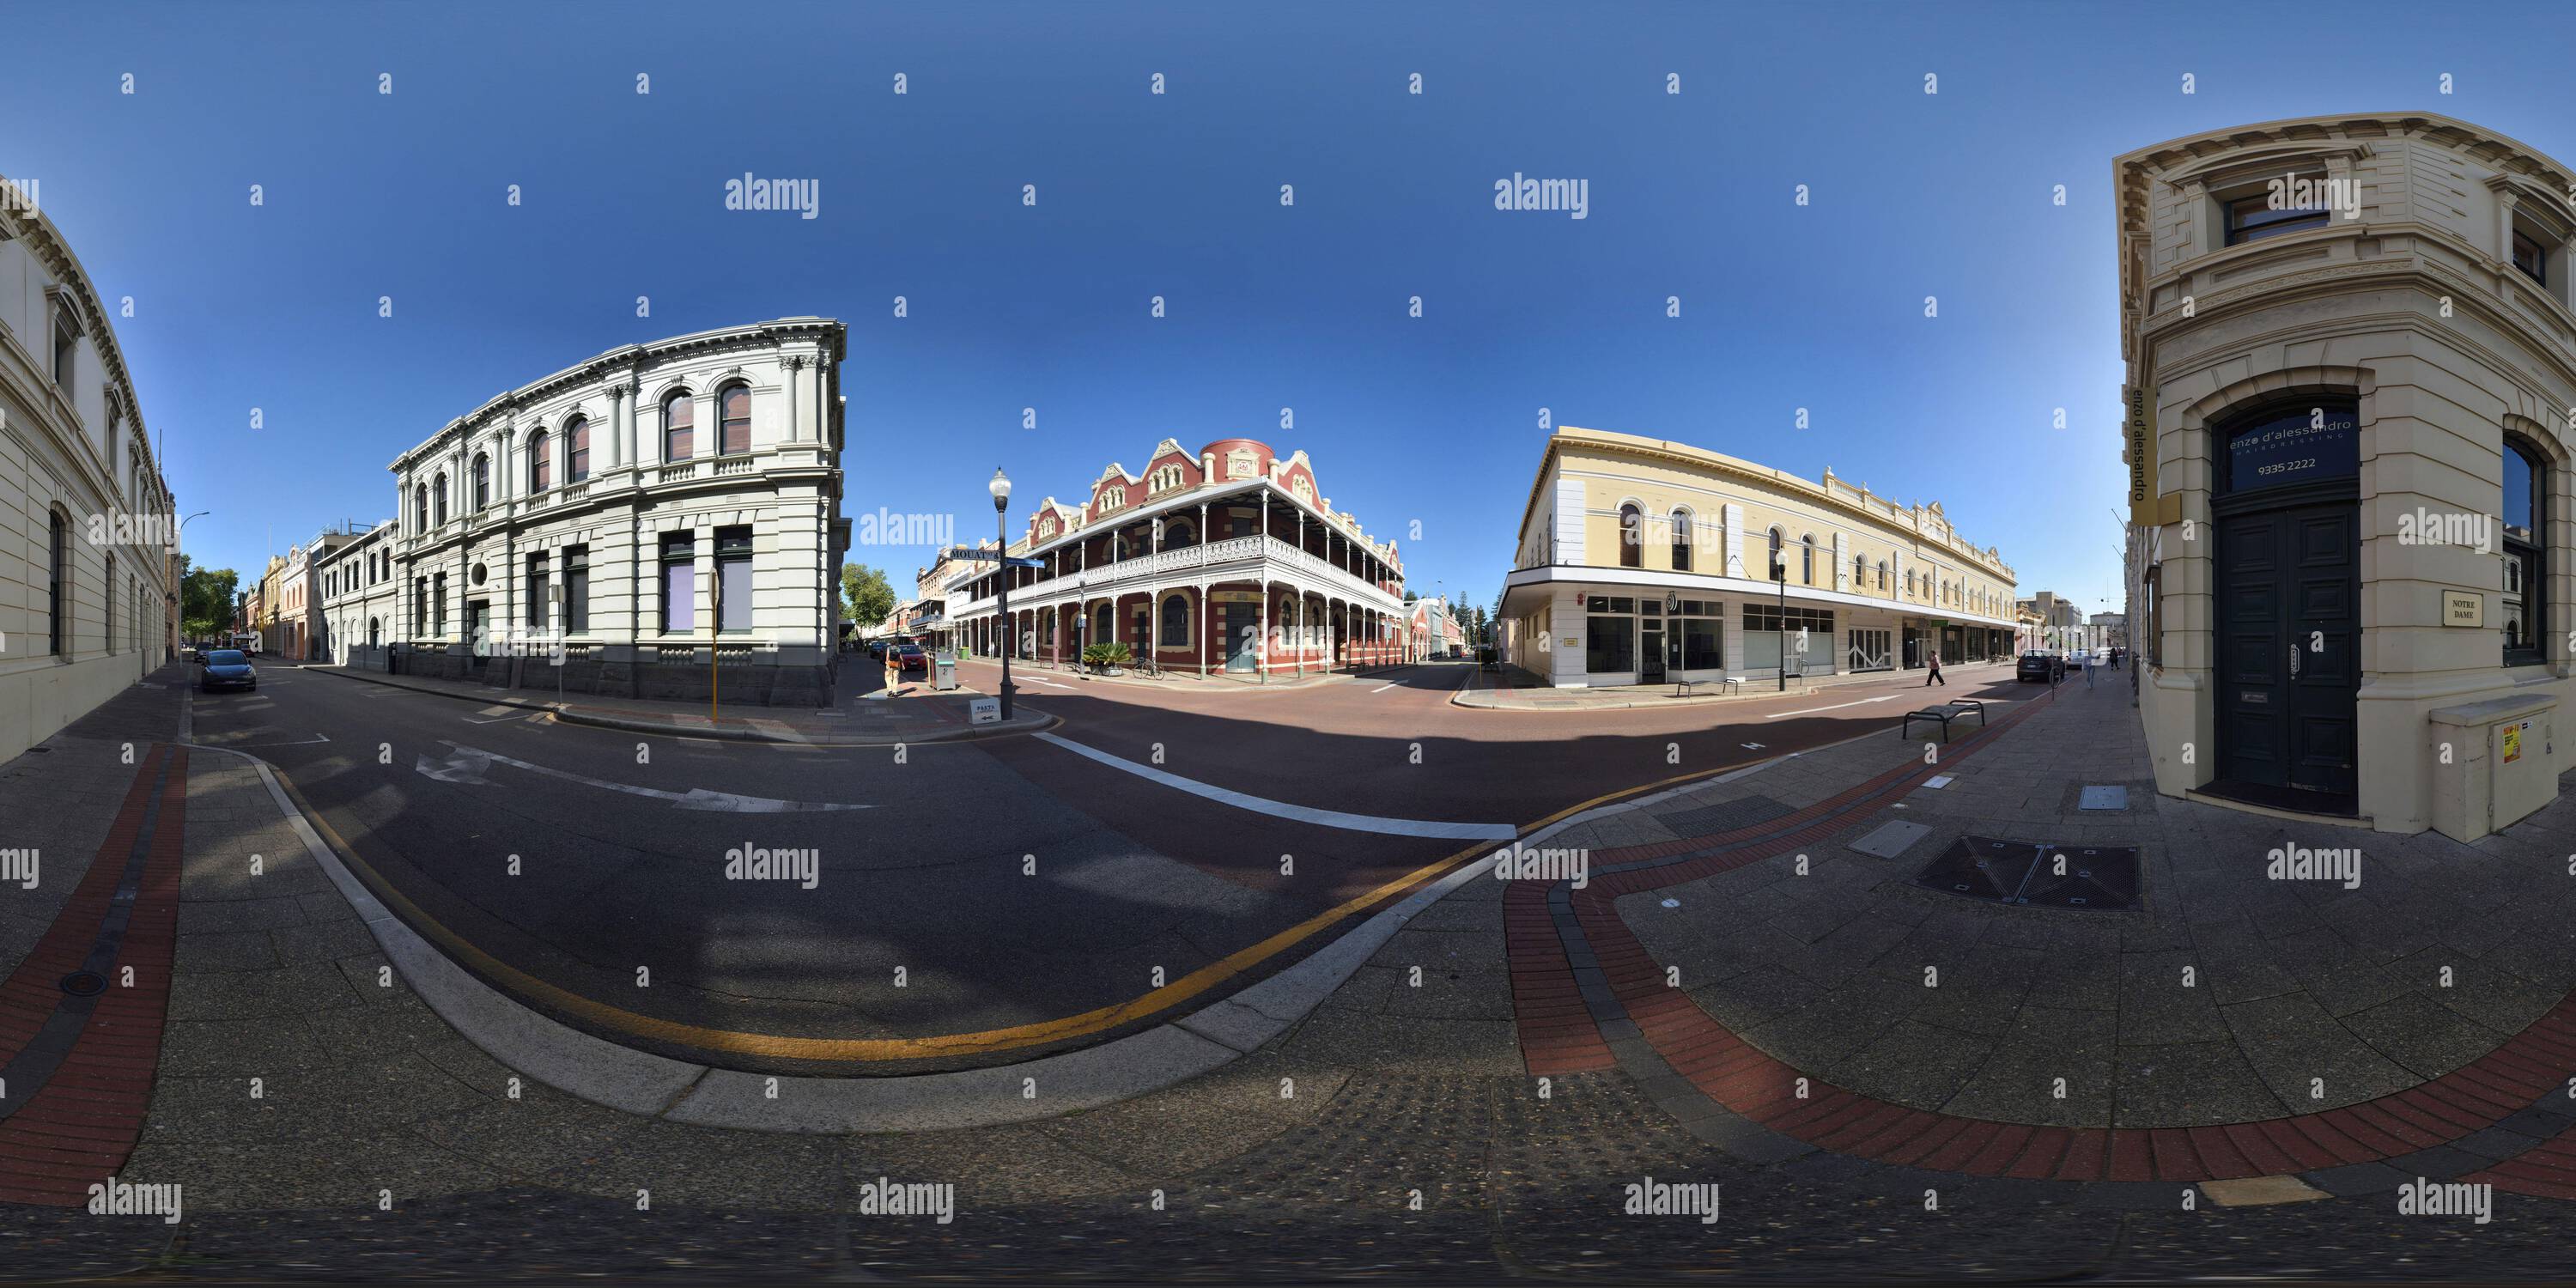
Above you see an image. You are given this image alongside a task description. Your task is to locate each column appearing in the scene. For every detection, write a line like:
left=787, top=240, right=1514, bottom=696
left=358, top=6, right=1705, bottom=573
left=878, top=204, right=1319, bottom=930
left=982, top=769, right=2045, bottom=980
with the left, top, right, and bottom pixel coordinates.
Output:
left=1257, top=580, right=1269, bottom=683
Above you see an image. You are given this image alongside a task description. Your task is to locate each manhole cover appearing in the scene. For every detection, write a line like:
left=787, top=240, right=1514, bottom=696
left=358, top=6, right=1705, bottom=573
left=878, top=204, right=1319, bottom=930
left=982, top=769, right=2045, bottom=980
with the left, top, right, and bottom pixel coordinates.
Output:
left=1912, top=837, right=2139, bottom=910
left=59, top=970, right=106, bottom=997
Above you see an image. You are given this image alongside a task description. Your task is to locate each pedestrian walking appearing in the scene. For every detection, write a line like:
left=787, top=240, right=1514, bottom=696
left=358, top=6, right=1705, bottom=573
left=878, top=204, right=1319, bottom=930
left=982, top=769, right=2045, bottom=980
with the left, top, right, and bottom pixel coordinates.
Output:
left=2082, top=649, right=2095, bottom=688
left=1925, top=650, right=1945, bottom=686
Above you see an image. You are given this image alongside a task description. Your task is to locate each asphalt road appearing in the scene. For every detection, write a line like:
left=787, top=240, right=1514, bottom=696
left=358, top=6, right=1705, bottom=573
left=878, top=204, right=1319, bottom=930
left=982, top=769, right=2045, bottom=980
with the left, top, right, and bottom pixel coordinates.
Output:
left=184, top=658, right=2050, bottom=1074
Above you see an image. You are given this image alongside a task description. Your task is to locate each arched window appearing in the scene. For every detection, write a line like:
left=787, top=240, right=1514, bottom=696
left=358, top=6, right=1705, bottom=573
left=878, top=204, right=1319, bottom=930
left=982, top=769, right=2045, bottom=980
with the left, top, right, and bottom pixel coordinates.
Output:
left=1853, top=554, right=1865, bottom=586
left=1160, top=594, right=1191, bottom=647
left=47, top=510, right=67, bottom=655
left=472, top=453, right=489, bottom=510
left=433, top=473, right=448, bottom=526
left=527, top=429, right=551, bottom=493
left=1766, top=527, right=1784, bottom=580
left=368, top=617, right=380, bottom=647
left=720, top=386, right=751, bottom=455
left=1618, top=504, right=1643, bottom=568
left=1669, top=509, right=1692, bottom=572
left=2505, top=435, right=2547, bottom=666
left=1877, top=561, right=1889, bottom=591
left=568, top=416, right=591, bottom=483
left=1801, top=534, right=1815, bottom=584
left=662, top=390, right=694, bottom=460
left=1164, top=519, right=1196, bottom=549
left=1907, top=568, right=1918, bottom=597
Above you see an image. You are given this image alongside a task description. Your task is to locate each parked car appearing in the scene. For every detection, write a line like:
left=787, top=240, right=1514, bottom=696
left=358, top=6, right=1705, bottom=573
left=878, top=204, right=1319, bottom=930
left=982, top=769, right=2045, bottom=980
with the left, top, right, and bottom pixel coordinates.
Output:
left=866, top=639, right=890, bottom=659
left=2015, top=651, right=2067, bottom=683
left=197, top=648, right=258, bottom=692
left=891, top=642, right=929, bottom=674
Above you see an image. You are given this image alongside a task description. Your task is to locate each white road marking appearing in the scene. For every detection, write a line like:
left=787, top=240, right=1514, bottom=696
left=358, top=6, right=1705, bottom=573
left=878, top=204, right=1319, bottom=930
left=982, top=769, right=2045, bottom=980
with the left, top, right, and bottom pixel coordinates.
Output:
left=1014, top=675, right=1076, bottom=690
left=1032, top=732, right=1516, bottom=841
left=231, top=733, right=331, bottom=748
left=1369, top=681, right=1400, bottom=694
left=1765, top=695, right=1904, bottom=719
left=434, top=740, right=867, bottom=811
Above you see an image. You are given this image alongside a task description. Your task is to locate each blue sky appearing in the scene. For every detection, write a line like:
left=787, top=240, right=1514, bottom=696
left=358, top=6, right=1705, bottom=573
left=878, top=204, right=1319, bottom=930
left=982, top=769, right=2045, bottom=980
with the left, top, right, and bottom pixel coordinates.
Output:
left=7, top=0, right=2563, bottom=620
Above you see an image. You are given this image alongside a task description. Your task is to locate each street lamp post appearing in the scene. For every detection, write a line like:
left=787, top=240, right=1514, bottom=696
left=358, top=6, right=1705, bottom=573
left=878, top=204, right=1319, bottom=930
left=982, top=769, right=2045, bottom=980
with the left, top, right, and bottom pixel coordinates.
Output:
left=1771, top=558, right=1789, bottom=691
left=990, top=468, right=1014, bottom=721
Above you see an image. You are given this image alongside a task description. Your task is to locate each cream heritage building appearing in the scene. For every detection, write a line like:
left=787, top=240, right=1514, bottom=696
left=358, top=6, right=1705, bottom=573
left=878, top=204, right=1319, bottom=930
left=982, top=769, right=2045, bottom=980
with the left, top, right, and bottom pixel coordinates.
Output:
left=386, top=319, right=847, bottom=704
left=0, top=178, right=178, bottom=762
left=1500, top=428, right=2017, bottom=687
left=2118, top=112, right=2573, bottom=838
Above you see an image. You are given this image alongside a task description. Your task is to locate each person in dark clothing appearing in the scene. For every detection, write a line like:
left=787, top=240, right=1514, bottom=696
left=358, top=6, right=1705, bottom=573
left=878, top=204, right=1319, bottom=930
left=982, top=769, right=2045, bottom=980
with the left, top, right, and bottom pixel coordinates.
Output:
left=1925, top=651, right=1945, bottom=686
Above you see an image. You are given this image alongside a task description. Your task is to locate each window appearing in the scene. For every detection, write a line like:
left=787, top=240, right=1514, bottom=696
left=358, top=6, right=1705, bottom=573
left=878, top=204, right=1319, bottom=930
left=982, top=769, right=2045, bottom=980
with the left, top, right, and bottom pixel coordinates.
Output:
left=368, top=617, right=380, bottom=647
left=527, top=430, right=550, bottom=493
left=661, top=532, right=696, bottom=632
left=1677, top=600, right=1722, bottom=670
left=433, top=473, right=449, bottom=526
left=1160, top=594, right=1191, bottom=647
left=1765, top=527, right=1784, bottom=580
left=415, top=485, right=428, bottom=532
left=568, top=416, right=591, bottom=482
left=1853, top=555, right=1865, bottom=587
left=432, top=572, right=447, bottom=635
left=412, top=578, right=426, bottom=636
left=662, top=391, right=694, bottom=460
left=1584, top=601, right=1634, bottom=674
left=2504, top=436, right=2545, bottom=666
left=719, top=386, right=750, bottom=455
left=1908, top=568, right=1919, bottom=598
left=1618, top=504, right=1643, bottom=568
left=52, top=305, right=77, bottom=393
left=2513, top=230, right=2549, bottom=287
left=716, top=527, right=753, bottom=631
left=2225, top=191, right=2329, bottom=245
left=1670, top=510, right=1692, bottom=572
left=1801, top=535, right=1815, bottom=585
left=105, top=556, right=115, bottom=652
left=526, top=551, right=550, bottom=629
left=1877, top=560, right=1888, bottom=591
left=565, top=545, right=589, bottom=634
left=49, top=512, right=68, bottom=655
left=472, top=453, right=490, bottom=510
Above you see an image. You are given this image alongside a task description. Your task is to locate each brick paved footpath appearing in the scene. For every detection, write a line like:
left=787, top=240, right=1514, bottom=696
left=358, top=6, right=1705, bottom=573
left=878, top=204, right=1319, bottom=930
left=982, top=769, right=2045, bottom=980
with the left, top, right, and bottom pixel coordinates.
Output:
left=1507, top=678, right=2576, bottom=1204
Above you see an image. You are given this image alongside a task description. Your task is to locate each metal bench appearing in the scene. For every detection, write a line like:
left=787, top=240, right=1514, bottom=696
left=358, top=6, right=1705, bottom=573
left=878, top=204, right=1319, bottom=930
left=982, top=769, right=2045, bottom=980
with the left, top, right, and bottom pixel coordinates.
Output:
left=1901, top=699, right=1988, bottom=742
left=1674, top=675, right=1744, bottom=698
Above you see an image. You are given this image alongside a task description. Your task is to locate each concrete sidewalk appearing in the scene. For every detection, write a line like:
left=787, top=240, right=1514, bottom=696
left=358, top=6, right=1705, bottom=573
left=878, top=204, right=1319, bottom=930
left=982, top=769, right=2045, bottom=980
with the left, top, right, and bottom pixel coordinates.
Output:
left=1455, top=659, right=2023, bottom=710
left=301, top=661, right=1053, bottom=744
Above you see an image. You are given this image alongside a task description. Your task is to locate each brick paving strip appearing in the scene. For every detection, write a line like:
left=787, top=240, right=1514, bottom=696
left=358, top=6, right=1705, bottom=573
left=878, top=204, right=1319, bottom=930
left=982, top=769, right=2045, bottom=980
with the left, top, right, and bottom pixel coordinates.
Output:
left=0, top=744, right=187, bottom=1206
left=1505, top=699, right=2576, bottom=1204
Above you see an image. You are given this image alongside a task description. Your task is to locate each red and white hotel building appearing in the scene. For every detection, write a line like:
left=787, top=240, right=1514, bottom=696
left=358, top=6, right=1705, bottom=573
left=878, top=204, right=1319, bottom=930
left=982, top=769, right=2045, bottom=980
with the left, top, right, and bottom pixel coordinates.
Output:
left=947, top=438, right=1410, bottom=676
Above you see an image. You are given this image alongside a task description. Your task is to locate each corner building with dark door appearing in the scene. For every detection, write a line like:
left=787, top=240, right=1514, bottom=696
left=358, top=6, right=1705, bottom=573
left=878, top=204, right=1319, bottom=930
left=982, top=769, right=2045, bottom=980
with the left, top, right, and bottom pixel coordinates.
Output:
left=2118, top=113, right=2572, bottom=838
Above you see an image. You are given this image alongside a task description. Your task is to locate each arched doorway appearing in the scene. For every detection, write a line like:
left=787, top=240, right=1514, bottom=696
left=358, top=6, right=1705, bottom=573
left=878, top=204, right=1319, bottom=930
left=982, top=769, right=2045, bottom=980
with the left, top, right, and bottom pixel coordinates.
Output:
left=2210, top=399, right=2360, bottom=811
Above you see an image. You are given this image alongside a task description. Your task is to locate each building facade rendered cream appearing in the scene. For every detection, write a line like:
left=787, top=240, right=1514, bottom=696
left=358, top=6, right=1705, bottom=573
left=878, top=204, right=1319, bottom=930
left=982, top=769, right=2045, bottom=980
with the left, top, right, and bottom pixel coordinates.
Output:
left=945, top=437, right=1410, bottom=675
left=0, top=178, right=178, bottom=762
left=1501, top=428, right=2017, bottom=686
left=314, top=521, right=396, bottom=666
left=2118, top=112, right=2573, bottom=837
left=387, top=319, right=848, bottom=704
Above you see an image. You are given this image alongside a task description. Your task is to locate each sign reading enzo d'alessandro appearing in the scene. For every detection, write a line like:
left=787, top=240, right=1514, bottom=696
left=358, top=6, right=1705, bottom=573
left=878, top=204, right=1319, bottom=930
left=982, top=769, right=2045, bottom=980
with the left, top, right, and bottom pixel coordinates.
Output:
left=2225, top=407, right=2360, bottom=494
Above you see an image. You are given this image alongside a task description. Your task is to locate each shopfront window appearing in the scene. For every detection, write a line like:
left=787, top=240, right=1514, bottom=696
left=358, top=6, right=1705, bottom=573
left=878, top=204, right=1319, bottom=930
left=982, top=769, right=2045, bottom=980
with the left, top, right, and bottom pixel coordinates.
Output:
left=1584, top=594, right=1635, bottom=673
left=1746, top=605, right=1833, bottom=674
left=1675, top=598, right=1722, bottom=670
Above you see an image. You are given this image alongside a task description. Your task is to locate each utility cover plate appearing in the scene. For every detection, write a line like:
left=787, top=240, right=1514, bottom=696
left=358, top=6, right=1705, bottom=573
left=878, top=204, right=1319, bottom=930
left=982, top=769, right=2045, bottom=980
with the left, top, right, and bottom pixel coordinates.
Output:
left=1849, top=819, right=1932, bottom=859
left=2079, top=786, right=2129, bottom=811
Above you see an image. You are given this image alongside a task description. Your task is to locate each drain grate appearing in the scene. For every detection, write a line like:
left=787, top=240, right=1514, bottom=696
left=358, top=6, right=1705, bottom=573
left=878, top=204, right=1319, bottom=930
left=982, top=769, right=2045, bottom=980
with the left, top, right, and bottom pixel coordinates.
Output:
left=58, top=970, right=106, bottom=997
left=1654, top=794, right=1795, bottom=839
left=1913, top=837, right=2139, bottom=910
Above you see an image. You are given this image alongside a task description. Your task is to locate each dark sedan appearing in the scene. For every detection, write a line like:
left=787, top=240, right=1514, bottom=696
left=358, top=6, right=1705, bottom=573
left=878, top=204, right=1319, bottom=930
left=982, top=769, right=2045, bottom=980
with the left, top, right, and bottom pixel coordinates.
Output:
left=2015, top=651, right=2066, bottom=683
left=198, top=648, right=258, bottom=692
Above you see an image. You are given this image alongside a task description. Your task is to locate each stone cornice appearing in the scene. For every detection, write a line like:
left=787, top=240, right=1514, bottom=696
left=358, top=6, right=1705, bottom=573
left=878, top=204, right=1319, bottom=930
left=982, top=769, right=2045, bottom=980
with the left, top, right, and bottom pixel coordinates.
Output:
left=390, top=317, right=843, bottom=471
left=2, top=169, right=164, bottom=503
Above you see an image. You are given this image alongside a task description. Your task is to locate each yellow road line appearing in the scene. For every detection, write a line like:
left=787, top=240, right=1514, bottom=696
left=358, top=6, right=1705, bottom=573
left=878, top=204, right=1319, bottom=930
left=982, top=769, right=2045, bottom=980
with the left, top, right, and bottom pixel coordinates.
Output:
left=270, top=748, right=1759, bottom=1066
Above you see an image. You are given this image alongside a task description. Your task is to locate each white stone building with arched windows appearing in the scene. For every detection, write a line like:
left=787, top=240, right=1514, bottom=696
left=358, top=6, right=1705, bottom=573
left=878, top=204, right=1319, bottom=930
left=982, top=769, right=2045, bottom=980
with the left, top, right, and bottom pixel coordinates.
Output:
left=2119, top=113, right=2576, bottom=838
left=0, top=175, right=179, bottom=762
left=386, top=319, right=847, bottom=704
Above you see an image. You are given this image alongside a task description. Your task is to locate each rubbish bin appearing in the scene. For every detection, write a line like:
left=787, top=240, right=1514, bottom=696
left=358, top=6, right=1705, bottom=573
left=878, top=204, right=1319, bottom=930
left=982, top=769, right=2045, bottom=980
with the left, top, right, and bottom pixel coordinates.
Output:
left=933, top=651, right=959, bottom=691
